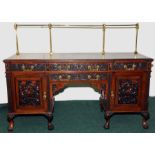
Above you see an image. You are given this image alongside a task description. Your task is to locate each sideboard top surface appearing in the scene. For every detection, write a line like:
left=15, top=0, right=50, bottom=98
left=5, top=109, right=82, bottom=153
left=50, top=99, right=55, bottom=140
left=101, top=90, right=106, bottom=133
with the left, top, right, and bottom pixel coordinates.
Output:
left=4, top=52, right=153, bottom=62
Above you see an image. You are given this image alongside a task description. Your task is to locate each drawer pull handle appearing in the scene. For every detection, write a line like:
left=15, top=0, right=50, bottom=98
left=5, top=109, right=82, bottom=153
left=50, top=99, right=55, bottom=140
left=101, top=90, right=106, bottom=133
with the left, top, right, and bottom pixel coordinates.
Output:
left=124, top=64, right=127, bottom=70
left=21, top=64, right=25, bottom=71
left=67, top=65, right=70, bottom=70
left=88, top=75, right=91, bottom=80
left=96, top=65, right=100, bottom=71
left=59, top=75, right=62, bottom=80
left=30, top=65, right=34, bottom=70
left=21, top=65, right=34, bottom=71
left=88, top=65, right=92, bottom=71
left=58, top=66, right=61, bottom=70
left=132, top=64, right=136, bottom=70
left=111, top=91, right=114, bottom=98
left=43, top=92, right=47, bottom=100
left=88, top=65, right=100, bottom=71
left=124, top=64, right=136, bottom=71
left=96, top=75, right=100, bottom=80
left=67, top=75, right=71, bottom=80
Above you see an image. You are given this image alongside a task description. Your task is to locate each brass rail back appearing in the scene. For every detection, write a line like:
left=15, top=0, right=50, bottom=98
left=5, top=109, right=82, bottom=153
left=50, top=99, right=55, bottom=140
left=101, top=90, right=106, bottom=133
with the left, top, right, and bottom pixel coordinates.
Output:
left=14, top=23, right=139, bottom=56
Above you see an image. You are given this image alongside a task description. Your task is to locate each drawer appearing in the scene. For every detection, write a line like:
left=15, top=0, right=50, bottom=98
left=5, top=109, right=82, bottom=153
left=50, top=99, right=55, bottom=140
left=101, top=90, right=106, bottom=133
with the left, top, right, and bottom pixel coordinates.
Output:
left=50, top=73, right=108, bottom=81
left=112, top=61, right=147, bottom=71
left=6, top=63, right=46, bottom=71
left=46, top=63, right=109, bottom=71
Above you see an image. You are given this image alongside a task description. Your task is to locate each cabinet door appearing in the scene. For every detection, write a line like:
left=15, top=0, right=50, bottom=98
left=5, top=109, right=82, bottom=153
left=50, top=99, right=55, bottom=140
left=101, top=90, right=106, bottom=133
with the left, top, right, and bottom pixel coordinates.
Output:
left=111, top=73, right=144, bottom=112
left=13, top=74, right=48, bottom=113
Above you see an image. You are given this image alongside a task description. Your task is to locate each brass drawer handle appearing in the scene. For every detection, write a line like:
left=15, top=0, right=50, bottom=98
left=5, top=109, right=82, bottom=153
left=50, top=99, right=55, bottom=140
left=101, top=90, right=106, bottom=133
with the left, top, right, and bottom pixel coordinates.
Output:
left=58, top=65, right=61, bottom=70
left=21, top=64, right=26, bottom=71
left=67, top=75, right=71, bottom=80
left=43, top=91, right=47, bottom=100
left=96, top=65, right=100, bottom=71
left=59, top=75, right=62, bottom=80
left=124, top=64, right=136, bottom=71
left=111, top=91, right=114, bottom=98
left=21, top=65, right=34, bottom=71
left=96, top=75, right=100, bottom=80
left=88, top=65, right=100, bottom=71
left=124, top=64, right=127, bottom=70
left=88, top=75, right=91, bottom=80
left=132, top=64, right=136, bottom=70
left=88, top=65, right=92, bottom=71
left=67, top=65, right=70, bottom=70
left=30, top=65, right=34, bottom=70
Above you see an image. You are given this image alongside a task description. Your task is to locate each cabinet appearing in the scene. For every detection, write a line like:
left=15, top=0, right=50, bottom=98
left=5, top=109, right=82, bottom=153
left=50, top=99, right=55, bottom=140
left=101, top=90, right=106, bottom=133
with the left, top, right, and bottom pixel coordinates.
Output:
left=13, top=73, right=48, bottom=113
left=103, top=71, right=151, bottom=129
left=4, top=53, right=153, bottom=131
left=112, top=73, right=143, bottom=111
left=6, top=72, right=54, bottom=131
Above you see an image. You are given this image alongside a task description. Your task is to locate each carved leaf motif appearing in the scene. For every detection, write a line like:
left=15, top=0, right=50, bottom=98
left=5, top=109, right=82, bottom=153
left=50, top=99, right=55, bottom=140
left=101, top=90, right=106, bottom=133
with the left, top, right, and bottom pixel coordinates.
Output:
left=18, top=80, right=40, bottom=106
left=118, top=79, right=139, bottom=104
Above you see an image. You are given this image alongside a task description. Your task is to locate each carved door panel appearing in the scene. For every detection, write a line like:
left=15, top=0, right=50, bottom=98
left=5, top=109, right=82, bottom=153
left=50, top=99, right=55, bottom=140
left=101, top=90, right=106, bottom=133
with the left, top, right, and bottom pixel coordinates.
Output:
left=13, top=74, right=48, bottom=113
left=111, top=73, right=143, bottom=112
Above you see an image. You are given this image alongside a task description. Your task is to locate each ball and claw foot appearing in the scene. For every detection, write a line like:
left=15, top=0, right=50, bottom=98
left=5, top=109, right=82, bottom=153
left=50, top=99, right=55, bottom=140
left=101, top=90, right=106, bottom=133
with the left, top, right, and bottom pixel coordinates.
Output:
left=142, top=119, right=149, bottom=129
left=104, top=121, right=110, bottom=129
left=45, top=113, right=54, bottom=130
left=104, top=111, right=113, bottom=129
left=8, top=114, right=15, bottom=132
left=141, top=112, right=149, bottom=129
left=8, top=120, right=14, bottom=132
left=48, top=122, right=54, bottom=130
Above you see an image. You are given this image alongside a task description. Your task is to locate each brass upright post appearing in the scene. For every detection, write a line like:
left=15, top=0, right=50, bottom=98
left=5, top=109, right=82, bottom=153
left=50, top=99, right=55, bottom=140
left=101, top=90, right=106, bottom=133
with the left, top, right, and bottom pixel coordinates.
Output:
left=102, top=24, right=106, bottom=55
left=48, top=23, right=53, bottom=55
left=14, top=23, right=19, bottom=55
left=134, top=23, right=139, bottom=54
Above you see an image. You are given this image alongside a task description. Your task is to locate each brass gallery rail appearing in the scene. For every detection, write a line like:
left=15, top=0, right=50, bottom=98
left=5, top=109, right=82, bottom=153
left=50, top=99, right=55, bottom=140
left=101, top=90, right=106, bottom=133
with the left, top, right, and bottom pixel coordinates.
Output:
left=14, top=23, right=139, bottom=56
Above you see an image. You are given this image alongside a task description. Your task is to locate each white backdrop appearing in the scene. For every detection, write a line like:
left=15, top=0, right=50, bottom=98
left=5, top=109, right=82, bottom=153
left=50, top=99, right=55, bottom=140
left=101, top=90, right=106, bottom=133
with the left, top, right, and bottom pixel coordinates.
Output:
left=0, top=22, right=155, bottom=103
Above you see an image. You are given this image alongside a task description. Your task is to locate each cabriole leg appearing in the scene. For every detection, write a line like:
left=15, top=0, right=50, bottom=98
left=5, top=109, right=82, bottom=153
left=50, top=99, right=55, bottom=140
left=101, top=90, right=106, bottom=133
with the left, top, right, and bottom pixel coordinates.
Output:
left=45, top=113, right=54, bottom=130
left=99, top=97, right=104, bottom=112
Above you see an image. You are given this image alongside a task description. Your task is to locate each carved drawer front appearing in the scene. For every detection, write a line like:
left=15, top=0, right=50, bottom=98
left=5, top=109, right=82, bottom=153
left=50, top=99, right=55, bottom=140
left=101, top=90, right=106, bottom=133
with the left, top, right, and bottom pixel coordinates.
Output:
left=46, top=63, right=109, bottom=71
left=14, top=75, right=47, bottom=112
left=50, top=73, right=108, bottom=81
left=113, top=62, right=147, bottom=71
left=8, top=63, right=46, bottom=71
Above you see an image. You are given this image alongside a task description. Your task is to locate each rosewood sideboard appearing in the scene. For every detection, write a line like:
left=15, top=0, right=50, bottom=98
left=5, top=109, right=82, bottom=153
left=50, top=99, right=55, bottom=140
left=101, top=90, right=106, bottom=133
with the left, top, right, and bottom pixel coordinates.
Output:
left=4, top=52, right=153, bottom=131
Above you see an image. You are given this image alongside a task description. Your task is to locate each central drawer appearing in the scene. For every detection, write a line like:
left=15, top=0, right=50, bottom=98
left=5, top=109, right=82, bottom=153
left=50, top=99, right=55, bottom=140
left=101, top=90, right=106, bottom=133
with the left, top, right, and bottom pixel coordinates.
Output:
left=46, top=63, right=109, bottom=71
left=49, top=73, right=109, bottom=81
